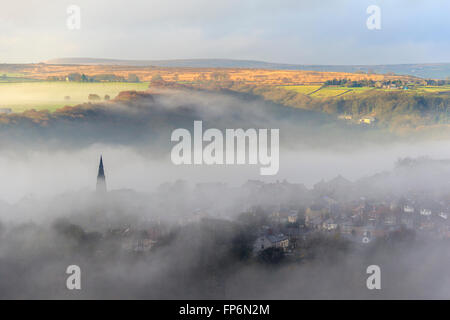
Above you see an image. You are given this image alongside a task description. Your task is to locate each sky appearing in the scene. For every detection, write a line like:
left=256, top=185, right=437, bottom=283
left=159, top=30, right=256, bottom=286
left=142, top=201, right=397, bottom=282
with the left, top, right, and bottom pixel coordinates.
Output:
left=0, top=0, right=449, bottom=64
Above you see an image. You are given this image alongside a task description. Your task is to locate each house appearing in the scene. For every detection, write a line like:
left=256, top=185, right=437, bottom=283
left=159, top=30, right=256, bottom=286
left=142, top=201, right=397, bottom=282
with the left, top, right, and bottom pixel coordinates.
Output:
left=306, top=204, right=328, bottom=219
left=420, top=209, right=432, bottom=216
left=288, top=213, right=298, bottom=223
left=338, top=115, right=352, bottom=120
left=270, top=210, right=280, bottom=219
left=267, top=234, right=289, bottom=250
left=384, top=214, right=397, bottom=226
left=359, top=116, right=376, bottom=125
left=285, top=227, right=307, bottom=240
left=322, top=218, right=338, bottom=231
left=339, top=220, right=355, bottom=235
left=305, top=216, right=323, bottom=230
left=403, top=205, right=415, bottom=213
left=253, top=234, right=289, bottom=253
left=133, top=238, right=157, bottom=252
left=419, top=220, right=435, bottom=231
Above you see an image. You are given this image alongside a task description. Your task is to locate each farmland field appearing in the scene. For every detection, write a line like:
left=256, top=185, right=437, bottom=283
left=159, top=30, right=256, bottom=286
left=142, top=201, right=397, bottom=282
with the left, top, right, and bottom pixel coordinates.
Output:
left=0, top=63, right=416, bottom=87
left=281, top=85, right=374, bottom=98
left=416, top=85, right=450, bottom=93
left=0, top=81, right=149, bottom=112
left=310, top=87, right=352, bottom=98
left=277, top=85, right=321, bottom=95
left=279, top=84, right=450, bottom=98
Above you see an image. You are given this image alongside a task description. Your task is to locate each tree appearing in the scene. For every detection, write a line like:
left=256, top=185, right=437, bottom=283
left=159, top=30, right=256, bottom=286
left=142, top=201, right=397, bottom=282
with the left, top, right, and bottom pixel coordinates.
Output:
left=196, top=73, right=208, bottom=82
left=151, top=73, right=163, bottom=82
left=150, top=73, right=166, bottom=86
left=88, top=94, right=101, bottom=101
left=127, top=73, right=140, bottom=83
left=258, top=247, right=285, bottom=264
left=210, top=71, right=230, bottom=82
left=231, top=229, right=256, bottom=261
left=67, top=73, right=82, bottom=81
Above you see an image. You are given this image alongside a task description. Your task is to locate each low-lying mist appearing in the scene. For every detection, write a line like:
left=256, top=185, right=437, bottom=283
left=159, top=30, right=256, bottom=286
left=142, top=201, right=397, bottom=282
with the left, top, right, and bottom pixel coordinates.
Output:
left=0, top=185, right=448, bottom=299
left=0, top=88, right=449, bottom=299
left=1, top=88, right=450, bottom=202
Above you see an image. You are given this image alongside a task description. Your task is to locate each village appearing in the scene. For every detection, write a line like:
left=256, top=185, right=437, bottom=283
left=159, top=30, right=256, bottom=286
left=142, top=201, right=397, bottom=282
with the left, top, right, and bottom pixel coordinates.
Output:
left=96, top=175, right=450, bottom=262
left=248, top=191, right=450, bottom=257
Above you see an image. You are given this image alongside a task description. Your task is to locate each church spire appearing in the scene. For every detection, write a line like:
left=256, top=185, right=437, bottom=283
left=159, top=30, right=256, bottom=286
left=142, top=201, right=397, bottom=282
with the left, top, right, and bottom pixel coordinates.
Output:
left=96, top=155, right=107, bottom=193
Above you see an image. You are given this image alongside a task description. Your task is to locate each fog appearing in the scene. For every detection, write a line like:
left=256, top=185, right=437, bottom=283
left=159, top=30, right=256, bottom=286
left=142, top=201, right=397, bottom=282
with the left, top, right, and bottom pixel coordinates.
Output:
left=1, top=88, right=450, bottom=202
left=0, top=89, right=449, bottom=299
left=4, top=140, right=450, bottom=203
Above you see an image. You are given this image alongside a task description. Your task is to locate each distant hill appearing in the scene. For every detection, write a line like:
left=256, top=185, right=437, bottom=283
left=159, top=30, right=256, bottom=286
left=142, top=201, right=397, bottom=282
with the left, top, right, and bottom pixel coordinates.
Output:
left=44, top=58, right=450, bottom=79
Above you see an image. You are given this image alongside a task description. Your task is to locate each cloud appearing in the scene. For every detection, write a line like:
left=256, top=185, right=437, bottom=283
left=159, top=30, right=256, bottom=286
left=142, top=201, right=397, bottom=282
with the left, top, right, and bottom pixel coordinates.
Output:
left=0, top=0, right=449, bottom=63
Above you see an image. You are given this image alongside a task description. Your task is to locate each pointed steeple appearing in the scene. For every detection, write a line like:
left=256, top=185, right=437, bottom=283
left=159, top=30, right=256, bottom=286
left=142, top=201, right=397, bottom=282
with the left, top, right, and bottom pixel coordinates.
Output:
left=96, top=155, right=107, bottom=193
left=98, top=156, right=105, bottom=178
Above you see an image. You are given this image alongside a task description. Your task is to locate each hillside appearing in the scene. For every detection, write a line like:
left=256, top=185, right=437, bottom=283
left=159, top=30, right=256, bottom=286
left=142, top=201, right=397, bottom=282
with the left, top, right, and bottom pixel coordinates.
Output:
left=44, top=58, right=450, bottom=79
left=0, top=63, right=417, bottom=86
left=1, top=62, right=449, bottom=132
left=174, top=81, right=450, bottom=131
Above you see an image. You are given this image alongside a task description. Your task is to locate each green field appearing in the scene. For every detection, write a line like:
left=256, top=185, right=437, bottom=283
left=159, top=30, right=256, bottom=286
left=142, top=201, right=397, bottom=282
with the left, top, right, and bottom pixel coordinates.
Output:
left=278, top=85, right=321, bottom=95
left=0, top=81, right=150, bottom=112
left=0, top=72, right=27, bottom=78
left=0, top=73, right=39, bottom=83
left=281, top=84, right=450, bottom=98
left=310, top=87, right=352, bottom=98
left=416, top=85, right=450, bottom=93
left=281, top=85, right=374, bottom=98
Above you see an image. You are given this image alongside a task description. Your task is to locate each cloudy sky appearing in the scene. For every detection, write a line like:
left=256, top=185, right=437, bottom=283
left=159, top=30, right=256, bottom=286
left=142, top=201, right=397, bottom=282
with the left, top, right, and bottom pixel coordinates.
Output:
left=0, top=0, right=449, bottom=64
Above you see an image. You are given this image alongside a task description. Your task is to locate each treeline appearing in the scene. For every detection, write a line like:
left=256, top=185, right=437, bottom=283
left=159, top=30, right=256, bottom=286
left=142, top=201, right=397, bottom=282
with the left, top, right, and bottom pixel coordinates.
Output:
left=325, top=78, right=450, bottom=88
left=324, top=78, right=416, bottom=88
left=47, top=73, right=140, bottom=82
left=425, top=79, right=449, bottom=86
left=324, top=78, right=378, bottom=87
left=177, top=81, right=450, bottom=129
left=319, top=90, right=450, bottom=127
